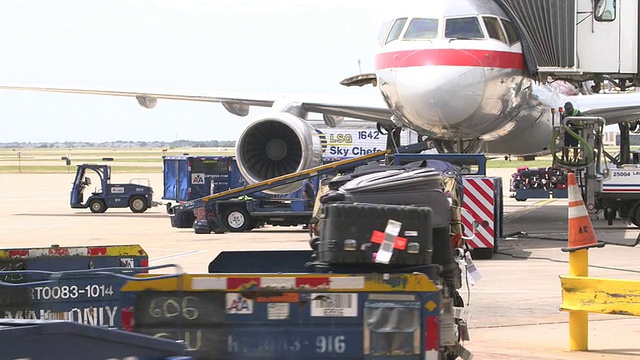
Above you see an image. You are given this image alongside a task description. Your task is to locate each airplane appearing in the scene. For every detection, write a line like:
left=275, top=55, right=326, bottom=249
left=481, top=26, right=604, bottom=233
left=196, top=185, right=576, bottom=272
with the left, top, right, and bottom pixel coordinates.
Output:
left=2, top=0, right=640, bottom=194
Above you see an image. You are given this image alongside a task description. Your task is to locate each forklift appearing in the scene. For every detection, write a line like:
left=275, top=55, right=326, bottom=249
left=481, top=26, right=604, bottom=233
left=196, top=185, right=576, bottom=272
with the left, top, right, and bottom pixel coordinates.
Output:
left=70, top=164, right=160, bottom=213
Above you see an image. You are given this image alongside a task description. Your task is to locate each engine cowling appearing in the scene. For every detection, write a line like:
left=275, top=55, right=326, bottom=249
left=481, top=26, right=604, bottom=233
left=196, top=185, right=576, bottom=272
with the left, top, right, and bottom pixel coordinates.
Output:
left=236, top=112, right=323, bottom=194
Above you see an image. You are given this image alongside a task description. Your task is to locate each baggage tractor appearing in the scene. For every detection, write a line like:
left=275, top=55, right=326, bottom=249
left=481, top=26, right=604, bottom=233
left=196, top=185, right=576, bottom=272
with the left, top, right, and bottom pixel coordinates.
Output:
left=319, top=203, right=433, bottom=265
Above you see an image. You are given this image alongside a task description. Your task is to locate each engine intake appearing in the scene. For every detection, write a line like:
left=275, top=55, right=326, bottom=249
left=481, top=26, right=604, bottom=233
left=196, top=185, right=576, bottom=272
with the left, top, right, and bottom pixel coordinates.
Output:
left=236, top=112, right=323, bottom=194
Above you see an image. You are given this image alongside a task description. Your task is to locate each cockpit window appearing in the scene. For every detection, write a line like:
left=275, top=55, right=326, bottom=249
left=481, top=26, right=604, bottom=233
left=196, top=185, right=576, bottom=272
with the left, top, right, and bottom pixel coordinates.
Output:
left=483, top=17, right=507, bottom=43
left=385, top=18, right=408, bottom=44
left=445, top=17, right=484, bottom=39
left=378, top=20, right=393, bottom=45
left=403, top=18, right=439, bottom=40
left=500, top=19, right=520, bottom=45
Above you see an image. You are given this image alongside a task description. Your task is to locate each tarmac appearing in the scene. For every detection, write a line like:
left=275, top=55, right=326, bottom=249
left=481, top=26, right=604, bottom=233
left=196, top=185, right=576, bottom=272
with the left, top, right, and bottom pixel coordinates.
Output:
left=1, top=168, right=640, bottom=359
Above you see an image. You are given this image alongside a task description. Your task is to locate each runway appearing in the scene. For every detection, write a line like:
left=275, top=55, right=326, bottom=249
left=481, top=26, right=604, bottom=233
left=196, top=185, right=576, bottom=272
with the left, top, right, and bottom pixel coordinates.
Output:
left=1, top=169, right=640, bottom=359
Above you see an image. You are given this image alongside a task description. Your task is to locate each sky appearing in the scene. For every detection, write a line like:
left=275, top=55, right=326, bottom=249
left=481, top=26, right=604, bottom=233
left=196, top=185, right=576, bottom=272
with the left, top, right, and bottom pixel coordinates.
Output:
left=0, top=0, right=392, bottom=142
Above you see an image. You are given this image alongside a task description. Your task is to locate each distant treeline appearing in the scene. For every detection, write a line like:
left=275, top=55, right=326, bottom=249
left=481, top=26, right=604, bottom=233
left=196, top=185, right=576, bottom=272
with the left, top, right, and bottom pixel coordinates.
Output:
left=0, top=140, right=236, bottom=149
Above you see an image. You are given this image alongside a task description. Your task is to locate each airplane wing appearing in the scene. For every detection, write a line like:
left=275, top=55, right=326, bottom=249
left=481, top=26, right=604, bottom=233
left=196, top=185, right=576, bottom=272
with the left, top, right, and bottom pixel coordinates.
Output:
left=571, top=91, right=640, bottom=124
left=0, top=84, right=395, bottom=127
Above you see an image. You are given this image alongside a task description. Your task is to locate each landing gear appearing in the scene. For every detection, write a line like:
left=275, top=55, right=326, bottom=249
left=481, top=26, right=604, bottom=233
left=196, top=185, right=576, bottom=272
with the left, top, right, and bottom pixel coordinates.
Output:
left=433, top=138, right=484, bottom=154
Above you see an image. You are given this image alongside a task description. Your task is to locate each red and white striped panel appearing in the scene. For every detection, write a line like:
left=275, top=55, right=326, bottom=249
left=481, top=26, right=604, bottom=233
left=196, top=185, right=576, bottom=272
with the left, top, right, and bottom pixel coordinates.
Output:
left=190, top=276, right=365, bottom=291
left=462, top=177, right=495, bottom=249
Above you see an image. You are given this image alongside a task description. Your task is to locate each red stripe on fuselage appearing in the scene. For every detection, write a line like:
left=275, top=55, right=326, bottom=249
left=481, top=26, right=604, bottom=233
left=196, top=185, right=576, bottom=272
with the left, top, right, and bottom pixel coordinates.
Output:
left=375, top=49, right=525, bottom=70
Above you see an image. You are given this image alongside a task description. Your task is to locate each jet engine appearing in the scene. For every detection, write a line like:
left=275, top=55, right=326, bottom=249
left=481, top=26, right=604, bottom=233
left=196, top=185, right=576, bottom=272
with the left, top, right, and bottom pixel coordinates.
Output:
left=236, top=112, right=323, bottom=194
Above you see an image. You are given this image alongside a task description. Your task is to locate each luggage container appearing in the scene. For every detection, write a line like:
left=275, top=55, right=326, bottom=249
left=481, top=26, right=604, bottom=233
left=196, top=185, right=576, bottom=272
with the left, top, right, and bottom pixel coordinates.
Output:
left=120, top=272, right=442, bottom=360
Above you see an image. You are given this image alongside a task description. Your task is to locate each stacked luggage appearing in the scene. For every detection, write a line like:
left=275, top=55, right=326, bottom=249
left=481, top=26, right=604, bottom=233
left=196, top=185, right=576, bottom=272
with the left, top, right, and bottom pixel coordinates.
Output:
left=310, top=165, right=460, bottom=283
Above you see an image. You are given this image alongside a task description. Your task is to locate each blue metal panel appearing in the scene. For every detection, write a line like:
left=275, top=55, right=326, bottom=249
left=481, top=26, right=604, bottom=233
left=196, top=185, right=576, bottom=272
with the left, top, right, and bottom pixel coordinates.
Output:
left=0, top=266, right=180, bottom=330
left=221, top=292, right=364, bottom=358
left=131, top=290, right=434, bottom=359
left=178, top=159, right=189, bottom=201
left=1, top=271, right=132, bottom=328
left=163, top=157, right=178, bottom=200
left=0, top=319, right=190, bottom=360
left=229, top=159, right=246, bottom=189
left=0, top=245, right=151, bottom=329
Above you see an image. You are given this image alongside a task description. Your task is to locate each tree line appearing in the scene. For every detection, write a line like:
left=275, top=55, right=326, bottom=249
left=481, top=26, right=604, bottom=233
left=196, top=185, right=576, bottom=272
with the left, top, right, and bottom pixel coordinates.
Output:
left=0, top=140, right=237, bottom=149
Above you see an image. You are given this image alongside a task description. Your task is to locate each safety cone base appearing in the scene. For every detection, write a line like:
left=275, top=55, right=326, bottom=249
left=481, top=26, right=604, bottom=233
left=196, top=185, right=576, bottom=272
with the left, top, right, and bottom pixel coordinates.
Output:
left=561, top=241, right=606, bottom=253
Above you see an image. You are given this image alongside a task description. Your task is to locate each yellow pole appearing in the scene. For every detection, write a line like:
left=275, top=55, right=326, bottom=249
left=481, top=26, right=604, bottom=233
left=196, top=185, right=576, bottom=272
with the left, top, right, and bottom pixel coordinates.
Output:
left=568, top=249, right=589, bottom=350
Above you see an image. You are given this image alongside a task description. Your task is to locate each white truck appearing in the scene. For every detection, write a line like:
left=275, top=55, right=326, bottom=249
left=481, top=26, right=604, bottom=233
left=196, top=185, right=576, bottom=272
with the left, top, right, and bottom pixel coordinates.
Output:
left=598, top=164, right=640, bottom=226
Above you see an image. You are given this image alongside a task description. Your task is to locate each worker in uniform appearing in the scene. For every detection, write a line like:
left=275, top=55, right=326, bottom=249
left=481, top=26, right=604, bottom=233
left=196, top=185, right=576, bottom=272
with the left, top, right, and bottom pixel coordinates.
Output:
left=302, top=178, right=316, bottom=230
left=562, top=101, right=582, bottom=162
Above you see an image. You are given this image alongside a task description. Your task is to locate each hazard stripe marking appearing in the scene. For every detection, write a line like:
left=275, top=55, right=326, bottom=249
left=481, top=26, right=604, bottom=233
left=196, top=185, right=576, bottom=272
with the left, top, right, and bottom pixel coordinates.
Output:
left=462, top=178, right=496, bottom=249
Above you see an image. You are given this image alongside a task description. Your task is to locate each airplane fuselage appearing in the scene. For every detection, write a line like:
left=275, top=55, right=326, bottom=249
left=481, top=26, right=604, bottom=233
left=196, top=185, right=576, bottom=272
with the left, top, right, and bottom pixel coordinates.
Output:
left=373, top=0, right=569, bottom=154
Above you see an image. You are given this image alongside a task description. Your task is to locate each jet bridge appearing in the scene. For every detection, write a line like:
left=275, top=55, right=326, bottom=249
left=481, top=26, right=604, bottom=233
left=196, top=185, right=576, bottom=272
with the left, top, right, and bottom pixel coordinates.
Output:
left=497, top=0, right=640, bottom=86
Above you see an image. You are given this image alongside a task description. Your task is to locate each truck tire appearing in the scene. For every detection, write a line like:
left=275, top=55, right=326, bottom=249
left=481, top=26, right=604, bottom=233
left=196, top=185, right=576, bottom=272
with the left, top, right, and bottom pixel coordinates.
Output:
left=223, top=206, right=252, bottom=232
left=89, top=199, right=107, bottom=213
left=129, top=196, right=148, bottom=213
left=631, top=205, right=640, bottom=227
left=471, top=247, right=493, bottom=260
left=604, top=208, right=616, bottom=222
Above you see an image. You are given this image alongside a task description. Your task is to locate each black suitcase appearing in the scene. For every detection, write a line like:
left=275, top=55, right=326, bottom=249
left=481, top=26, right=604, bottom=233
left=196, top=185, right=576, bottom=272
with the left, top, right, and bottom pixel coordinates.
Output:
left=338, top=167, right=451, bottom=228
left=193, top=219, right=212, bottom=234
left=319, top=203, right=433, bottom=265
left=170, top=211, right=196, bottom=228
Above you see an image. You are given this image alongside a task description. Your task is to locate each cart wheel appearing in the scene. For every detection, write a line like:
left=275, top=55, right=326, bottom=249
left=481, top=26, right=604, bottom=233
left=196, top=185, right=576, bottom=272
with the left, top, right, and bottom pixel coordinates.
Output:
left=89, top=199, right=107, bottom=213
left=129, top=196, right=148, bottom=213
left=224, top=206, right=252, bottom=232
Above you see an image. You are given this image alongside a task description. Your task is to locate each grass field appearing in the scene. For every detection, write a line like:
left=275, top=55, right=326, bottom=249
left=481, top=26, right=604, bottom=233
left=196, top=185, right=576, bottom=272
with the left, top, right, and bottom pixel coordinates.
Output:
left=2, top=145, right=632, bottom=174
left=0, top=147, right=236, bottom=173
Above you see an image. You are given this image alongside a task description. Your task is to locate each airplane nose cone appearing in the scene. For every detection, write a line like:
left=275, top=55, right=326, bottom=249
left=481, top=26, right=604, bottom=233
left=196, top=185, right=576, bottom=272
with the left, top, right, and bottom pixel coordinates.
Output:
left=378, top=49, right=486, bottom=137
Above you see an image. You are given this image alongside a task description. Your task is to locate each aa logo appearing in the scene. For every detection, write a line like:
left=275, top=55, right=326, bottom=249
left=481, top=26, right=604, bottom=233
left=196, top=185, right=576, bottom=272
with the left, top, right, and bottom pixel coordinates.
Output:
left=191, top=173, right=205, bottom=184
left=119, top=258, right=134, bottom=267
left=226, top=293, right=253, bottom=314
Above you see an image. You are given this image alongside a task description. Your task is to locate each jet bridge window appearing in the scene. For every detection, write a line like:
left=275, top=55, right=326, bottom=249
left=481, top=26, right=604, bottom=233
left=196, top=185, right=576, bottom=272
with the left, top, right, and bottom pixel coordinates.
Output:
left=500, top=19, right=519, bottom=45
left=445, top=17, right=484, bottom=39
left=385, top=18, right=408, bottom=44
left=595, top=0, right=616, bottom=22
left=403, top=18, right=439, bottom=40
left=482, top=16, right=507, bottom=43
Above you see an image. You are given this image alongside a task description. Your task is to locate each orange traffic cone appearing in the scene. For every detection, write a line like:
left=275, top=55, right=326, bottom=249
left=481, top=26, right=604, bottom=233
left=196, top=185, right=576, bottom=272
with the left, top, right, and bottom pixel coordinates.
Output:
left=561, top=172, right=605, bottom=252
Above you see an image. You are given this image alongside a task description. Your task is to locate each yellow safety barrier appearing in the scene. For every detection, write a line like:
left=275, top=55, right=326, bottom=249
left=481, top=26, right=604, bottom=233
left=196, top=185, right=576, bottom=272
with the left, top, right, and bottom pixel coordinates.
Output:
left=561, top=276, right=640, bottom=316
